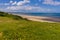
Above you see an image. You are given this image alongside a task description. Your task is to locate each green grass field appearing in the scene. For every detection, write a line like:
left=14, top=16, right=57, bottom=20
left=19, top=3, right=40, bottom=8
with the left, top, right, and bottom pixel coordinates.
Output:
left=0, top=12, right=60, bottom=40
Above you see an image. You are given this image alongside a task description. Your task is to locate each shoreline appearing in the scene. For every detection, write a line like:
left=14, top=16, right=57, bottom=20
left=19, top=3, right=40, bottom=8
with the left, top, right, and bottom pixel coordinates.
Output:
left=12, top=13, right=60, bottom=23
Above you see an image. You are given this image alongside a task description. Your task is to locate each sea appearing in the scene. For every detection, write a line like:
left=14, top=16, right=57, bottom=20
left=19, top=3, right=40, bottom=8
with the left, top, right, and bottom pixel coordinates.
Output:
left=9, top=12, right=60, bottom=18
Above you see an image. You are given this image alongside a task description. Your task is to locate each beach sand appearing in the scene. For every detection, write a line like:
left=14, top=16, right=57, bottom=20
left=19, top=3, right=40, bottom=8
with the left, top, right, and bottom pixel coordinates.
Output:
left=13, top=14, right=60, bottom=23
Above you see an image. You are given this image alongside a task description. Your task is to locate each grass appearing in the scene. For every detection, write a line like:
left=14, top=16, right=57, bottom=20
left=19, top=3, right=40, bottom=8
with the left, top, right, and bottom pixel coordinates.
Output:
left=0, top=12, right=60, bottom=40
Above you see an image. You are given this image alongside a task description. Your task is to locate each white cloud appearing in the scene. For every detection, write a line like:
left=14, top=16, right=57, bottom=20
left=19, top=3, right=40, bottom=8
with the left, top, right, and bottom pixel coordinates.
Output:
left=12, top=1, right=17, bottom=5
left=6, top=5, right=52, bottom=12
left=10, top=1, right=13, bottom=3
left=17, top=1, right=25, bottom=6
left=6, top=6, right=33, bottom=10
left=0, top=0, right=30, bottom=6
left=17, top=0, right=30, bottom=6
left=9, top=1, right=17, bottom=5
left=43, top=0, right=60, bottom=6
left=9, top=0, right=30, bottom=6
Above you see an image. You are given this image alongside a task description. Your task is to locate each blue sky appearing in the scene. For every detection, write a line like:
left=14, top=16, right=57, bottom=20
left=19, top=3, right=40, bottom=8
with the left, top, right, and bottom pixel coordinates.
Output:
left=0, top=0, right=60, bottom=13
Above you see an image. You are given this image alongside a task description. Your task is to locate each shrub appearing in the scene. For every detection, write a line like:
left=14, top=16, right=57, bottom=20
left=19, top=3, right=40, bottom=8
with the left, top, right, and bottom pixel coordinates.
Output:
left=0, top=12, right=29, bottom=21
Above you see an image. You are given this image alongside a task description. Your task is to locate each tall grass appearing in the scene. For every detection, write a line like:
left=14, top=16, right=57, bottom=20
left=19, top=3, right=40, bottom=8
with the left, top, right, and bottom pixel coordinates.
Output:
left=0, top=12, right=27, bottom=20
left=0, top=12, right=60, bottom=40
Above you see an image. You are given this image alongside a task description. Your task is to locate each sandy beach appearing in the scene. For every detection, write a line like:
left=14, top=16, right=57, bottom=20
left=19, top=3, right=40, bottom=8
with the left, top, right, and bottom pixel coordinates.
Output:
left=13, top=14, right=60, bottom=23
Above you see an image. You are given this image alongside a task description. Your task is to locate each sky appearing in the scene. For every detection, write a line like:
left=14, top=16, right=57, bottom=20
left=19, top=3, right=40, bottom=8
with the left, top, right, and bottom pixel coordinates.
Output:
left=0, top=0, right=60, bottom=13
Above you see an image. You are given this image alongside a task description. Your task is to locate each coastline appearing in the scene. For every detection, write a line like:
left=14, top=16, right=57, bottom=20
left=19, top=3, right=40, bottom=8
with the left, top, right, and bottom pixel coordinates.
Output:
left=12, top=13, right=60, bottom=23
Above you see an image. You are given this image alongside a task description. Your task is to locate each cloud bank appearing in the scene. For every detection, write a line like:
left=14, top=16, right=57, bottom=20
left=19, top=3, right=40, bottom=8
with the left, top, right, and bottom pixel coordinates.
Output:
left=0, top=0, right=60, bottom=6
left=0, top=0, right=30, bottom=6
left=9, top=0, right=30, bottom=6
left=0, top=0, right=59, bottom=12
left=6, top=5, right=52, bottom=12
left=43, top=0, right=60, bottom=6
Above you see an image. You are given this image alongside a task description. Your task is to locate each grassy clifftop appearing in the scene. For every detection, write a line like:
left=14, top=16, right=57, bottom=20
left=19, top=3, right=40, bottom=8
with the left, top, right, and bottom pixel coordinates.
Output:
left=0, top=12, right=26, bottom=20
left=0, top=12, right=60, bottom=40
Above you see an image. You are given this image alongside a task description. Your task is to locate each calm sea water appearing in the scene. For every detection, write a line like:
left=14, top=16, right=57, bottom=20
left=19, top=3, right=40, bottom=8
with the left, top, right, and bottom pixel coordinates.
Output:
left=9, top=12, right=60, bottom=18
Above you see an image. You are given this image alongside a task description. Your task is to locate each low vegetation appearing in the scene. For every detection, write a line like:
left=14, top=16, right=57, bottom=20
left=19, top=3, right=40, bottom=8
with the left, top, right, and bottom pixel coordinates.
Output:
left=0, top=12, right=60, bottom=40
